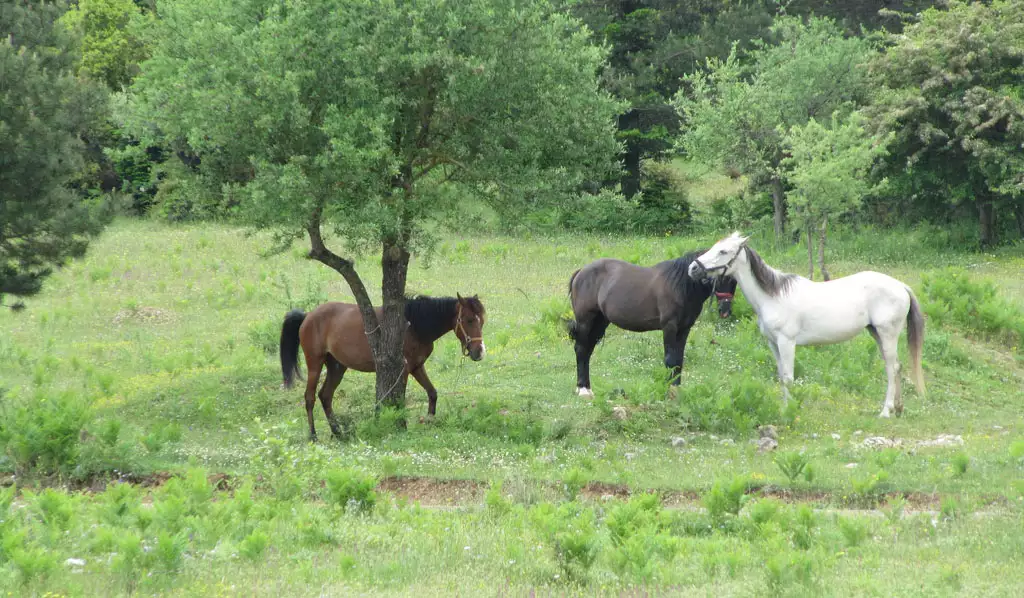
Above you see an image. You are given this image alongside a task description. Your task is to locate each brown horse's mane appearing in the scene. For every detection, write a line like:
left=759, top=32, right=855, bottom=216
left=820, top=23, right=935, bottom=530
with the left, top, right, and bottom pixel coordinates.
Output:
left=405, top=295, right=484, bottom=342
left=744, top=246, right=796, bottom=297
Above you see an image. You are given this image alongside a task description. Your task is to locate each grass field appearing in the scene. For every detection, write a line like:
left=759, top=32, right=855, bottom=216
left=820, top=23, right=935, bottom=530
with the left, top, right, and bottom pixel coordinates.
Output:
left=1, top=218, right=1023, bottom=596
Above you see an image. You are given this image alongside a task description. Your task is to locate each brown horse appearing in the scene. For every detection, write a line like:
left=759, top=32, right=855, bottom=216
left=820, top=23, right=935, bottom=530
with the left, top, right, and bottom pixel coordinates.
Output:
left=567, top=250, right=737, bottom=396
left=279, top=294, right=486, bottom=440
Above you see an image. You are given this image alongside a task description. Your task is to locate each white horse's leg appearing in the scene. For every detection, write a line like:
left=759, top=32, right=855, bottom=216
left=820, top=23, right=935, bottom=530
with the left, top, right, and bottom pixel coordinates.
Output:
left=775, top=338, right=796, bottom=408
left=869, top=325, right=902, bottom=417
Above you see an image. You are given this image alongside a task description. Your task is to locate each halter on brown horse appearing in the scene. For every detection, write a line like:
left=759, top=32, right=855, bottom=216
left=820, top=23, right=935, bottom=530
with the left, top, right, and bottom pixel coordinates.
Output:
left=280, top=294, right=486, bottom=441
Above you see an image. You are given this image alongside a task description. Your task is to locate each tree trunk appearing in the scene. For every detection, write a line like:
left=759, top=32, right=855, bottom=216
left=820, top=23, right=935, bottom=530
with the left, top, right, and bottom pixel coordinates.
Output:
left=978, top=198, right=996, bottom=248
left=771, top=176, right=786, bottom=243
left=1014, top=201, right=1024, bottom=239
left=619, top=109, right=641, bottom=199
left=376, top=240, right=411, bottom=413
left=818, top=214, right=830, bottom=282
left=806, top=220, right=814, bottom=280
left=306, top=208, right=409, bottom=420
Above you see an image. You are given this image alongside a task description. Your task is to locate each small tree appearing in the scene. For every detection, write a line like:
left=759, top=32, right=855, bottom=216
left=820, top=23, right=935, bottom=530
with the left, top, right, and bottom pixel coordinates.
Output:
left=674, top=16, right=876, bottom=241
left=782, top=112, right=891, bottom=280
left=1, top=0, right=110, bottom=308
left=128, top=0, right=622, bottom=411
left=865, top=0, right=1024, bottom=246
left=59, top=0, right=148, bottom=91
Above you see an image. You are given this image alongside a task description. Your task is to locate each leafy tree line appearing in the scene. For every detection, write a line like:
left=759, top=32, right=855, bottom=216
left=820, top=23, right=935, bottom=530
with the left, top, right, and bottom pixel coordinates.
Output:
left=675, top=0, right=1024, bottom=275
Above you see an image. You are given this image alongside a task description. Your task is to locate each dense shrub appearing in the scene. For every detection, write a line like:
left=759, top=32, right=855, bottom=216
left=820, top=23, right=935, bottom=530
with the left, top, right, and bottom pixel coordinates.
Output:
left=922, top=269, right=1024, bottom=349
left=676, top=378, right=781, bottom=434
left=0, top=390, right=90, bottom=475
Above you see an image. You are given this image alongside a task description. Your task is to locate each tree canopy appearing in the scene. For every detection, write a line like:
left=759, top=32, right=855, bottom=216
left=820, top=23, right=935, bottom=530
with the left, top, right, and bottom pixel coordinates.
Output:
left=866, top=0, right=1024, bottom=246
left=674, top=16, right=876, bottom=240
left=127, top=0, right=623, bottom=408
left=1, top=0, right=111, bottom=307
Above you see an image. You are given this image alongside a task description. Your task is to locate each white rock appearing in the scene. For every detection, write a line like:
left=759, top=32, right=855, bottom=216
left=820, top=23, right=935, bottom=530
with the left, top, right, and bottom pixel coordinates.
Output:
left=65, top=558, right=86, bottom=568
left=917, top=434, right=964, bottom=448
left=611, top=406, right=628, bottom=421
left=831, top=433, right=841, bottom=441
left=854, top=430, right=863, bottom=435
left=671, top=436, right=687, bottom=448
left=863, top=436, right=903, bottom=448
left=845, top=463, right=859, bottom=469
left=757, top=437, right=778, bottom=453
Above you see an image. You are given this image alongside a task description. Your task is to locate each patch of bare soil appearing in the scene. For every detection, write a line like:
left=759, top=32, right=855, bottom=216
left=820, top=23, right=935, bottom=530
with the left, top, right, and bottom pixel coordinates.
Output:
left=378, top=476, right=484, bottom=505
left=112, top=306, right=175, bottom=325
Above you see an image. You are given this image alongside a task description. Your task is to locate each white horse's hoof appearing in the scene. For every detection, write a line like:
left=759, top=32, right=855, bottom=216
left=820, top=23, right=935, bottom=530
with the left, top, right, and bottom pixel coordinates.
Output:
left=576, top=387, right=594, bottom=398
left=879, top=410, right=891, bottom=418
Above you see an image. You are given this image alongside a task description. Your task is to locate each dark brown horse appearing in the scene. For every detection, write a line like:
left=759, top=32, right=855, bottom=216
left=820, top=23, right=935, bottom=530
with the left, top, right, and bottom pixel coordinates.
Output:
left=567, top=250, right=737, bottom=396
left=279, top=294, right=486, bottom=440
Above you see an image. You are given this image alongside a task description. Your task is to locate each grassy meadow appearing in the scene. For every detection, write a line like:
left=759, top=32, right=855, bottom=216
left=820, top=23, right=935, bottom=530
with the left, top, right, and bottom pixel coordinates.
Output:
left=1, top=218, right=1023, bottom=596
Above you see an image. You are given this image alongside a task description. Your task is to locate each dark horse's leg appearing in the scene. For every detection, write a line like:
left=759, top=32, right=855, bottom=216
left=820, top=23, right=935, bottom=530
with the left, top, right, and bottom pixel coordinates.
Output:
left=410, top=365, right=439, bottom=416
left=573, top=313, right=610, bottom=396
left=662, top=320, right=692, bottom=386
left=318, top=354, right=347, bottom=439
left=303, top=353, right=325, bottom=442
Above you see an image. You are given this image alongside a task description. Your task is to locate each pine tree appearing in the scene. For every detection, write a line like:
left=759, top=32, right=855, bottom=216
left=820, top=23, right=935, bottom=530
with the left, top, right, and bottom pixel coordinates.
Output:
left=1, top=0, right=110, bottom=306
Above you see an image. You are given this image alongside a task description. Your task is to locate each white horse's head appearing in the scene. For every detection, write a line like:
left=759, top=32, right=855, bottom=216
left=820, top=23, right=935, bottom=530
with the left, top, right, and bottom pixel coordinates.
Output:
left=688, top=232, right=749, bottom=280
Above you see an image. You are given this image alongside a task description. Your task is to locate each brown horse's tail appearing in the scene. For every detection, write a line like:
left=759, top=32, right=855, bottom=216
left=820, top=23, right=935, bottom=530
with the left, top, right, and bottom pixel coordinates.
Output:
left=280, top=309, right=306, bottom=389
left=906, top=287, right=926, bottom=396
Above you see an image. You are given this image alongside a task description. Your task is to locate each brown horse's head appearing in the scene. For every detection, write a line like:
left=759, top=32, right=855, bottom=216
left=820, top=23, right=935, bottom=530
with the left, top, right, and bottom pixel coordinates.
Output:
left=455, top=294, right=486, bottom=361
left=715, top=275, right=739, bottom=319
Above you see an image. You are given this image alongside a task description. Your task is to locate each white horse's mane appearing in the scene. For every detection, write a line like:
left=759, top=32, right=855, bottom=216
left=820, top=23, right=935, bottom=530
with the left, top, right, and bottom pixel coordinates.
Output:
left=743, top=246, right=797, bottom=297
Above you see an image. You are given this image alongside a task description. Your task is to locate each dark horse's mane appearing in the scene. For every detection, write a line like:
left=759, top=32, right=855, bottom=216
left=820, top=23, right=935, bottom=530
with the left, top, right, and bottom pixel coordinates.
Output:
left=661, top=250, right=709, bottom=293
left=405, top=295, right=484, bottom=342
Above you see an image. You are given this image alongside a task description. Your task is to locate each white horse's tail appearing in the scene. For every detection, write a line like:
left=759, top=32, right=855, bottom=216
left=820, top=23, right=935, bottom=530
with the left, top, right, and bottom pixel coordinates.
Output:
left=906, top=287, right=926, bottom=396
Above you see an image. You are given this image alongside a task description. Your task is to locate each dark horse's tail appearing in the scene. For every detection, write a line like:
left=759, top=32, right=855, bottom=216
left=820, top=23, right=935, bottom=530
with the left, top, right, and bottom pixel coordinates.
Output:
left=280, top=309, right=306, bottom=389
left=565, top=269, right=581, bottom=341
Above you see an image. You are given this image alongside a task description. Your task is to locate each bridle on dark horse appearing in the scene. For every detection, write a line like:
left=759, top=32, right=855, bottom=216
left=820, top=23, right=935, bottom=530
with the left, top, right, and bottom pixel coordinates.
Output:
left=454, top=304, right=483, bottom=357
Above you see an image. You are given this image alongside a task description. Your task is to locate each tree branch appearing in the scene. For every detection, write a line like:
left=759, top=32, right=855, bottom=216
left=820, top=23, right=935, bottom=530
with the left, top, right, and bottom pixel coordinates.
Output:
left=305, top=206, right=383, bottom=353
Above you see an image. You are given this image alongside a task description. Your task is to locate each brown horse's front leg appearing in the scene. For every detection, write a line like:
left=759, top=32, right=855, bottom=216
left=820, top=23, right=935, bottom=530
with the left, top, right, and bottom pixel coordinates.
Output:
left=410, top=365, right=439, bottom=417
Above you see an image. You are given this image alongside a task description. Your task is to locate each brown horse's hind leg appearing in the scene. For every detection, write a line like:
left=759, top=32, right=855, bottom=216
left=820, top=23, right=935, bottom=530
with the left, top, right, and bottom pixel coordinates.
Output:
left=303, top=354, right=324, bottom=442
left=318, top=354, right=347, bottom=439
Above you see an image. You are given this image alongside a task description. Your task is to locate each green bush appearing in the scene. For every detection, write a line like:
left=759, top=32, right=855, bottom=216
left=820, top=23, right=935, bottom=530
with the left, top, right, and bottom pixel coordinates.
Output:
left=529, top=502, right=600, bottom=581
left=922, top=268, right=1024, bottom=349
left=677, top=378, right=780, bottom=434
left=324, top=468, right=378, bottom=513
left=0, top=390, right=91, bottom=475
left=703, top=475, right=750, bottom=523
left=774, top=451, right=811, bottom=484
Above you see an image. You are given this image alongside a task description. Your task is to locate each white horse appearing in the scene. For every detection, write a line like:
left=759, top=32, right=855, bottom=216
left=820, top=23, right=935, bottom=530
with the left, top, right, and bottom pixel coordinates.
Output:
left=688, top=232, right=925, bottom=417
